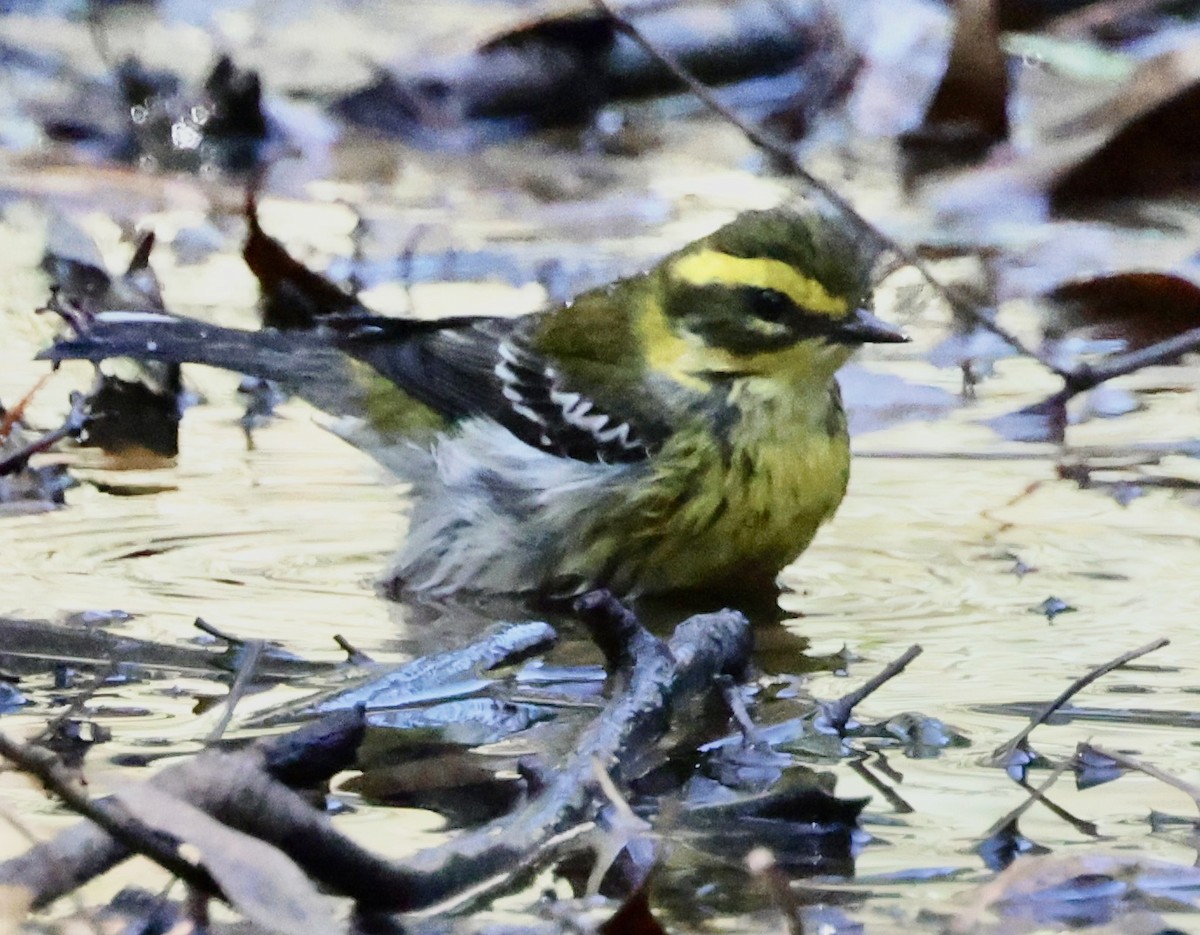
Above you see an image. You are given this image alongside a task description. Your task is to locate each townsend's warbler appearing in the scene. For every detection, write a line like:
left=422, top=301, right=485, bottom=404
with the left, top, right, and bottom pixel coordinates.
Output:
left=42, top=206, right=905, bottom=600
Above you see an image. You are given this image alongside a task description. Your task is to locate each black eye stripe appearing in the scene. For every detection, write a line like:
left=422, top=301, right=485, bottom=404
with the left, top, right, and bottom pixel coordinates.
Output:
left=746, top=287, right=794, bottom=323
left=735, top=286, right=831, bottom=336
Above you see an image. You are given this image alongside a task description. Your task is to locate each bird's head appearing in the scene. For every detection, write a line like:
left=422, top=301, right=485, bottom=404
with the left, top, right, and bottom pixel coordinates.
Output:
left=652, top=206, right=907, bottom=384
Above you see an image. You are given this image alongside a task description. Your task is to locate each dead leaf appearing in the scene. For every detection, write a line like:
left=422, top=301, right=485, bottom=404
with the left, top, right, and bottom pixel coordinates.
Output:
left=1047, top=271, right=1200, bottom=348
left=1051, top=43, right=1200, bottom=208
left=243, top=197, right=361, bottom=331
left=927, top=38, right=1200, bottom=218
left=951, top=852, right=1200, bottom=933
left=599, top=881, right=667, bottom=935
left=115, top=785, right=342, bottom=935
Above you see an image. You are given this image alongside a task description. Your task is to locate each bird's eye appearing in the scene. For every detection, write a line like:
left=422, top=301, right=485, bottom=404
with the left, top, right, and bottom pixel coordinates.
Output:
left=749, top=288, right=794, bottom=323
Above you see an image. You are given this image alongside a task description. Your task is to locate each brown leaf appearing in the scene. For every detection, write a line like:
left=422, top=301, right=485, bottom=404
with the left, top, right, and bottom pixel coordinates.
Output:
left=1047, top=271, right=1200, bottom=348
left=950, top=852, right=1200, bottom=933
left=926, top=38, right=1200, bottom=217
left=900, top=0, right=1008, bottom=181
left=243, top=196, right=359, bottom=331
left=599, top=882, right=667, bottom=935
left=1050, top=41, right=1200, bottom=208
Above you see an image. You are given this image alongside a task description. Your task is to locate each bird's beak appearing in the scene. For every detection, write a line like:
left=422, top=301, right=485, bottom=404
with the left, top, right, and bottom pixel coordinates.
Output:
left=832, top=307, right=909, bottom=345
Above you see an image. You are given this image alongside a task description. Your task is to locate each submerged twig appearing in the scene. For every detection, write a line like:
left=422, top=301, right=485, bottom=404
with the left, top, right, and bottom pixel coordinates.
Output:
left=718, top=674, right=766, bottom=748
left=1018, top=775, right=1099, bottom=837
left=978, top=760, right=1069, bottom=843
left=988, top=637, right=1169, bottom=768
left=847, top=755, right=913, bottom=814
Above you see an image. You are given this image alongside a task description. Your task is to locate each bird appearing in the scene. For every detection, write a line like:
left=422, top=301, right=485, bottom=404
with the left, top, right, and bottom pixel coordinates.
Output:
left=41, top=204, right=906, bottom=601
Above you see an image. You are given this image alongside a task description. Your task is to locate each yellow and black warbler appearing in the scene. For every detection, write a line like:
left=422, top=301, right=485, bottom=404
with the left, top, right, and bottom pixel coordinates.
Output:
left=43, top=206, right=905, bottom=599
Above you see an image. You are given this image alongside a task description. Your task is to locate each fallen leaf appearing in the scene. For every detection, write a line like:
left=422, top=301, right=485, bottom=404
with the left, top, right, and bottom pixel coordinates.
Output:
left=951, top=852, right=1200, bottom=933
left=1047, top=271, right=1200, bottom=348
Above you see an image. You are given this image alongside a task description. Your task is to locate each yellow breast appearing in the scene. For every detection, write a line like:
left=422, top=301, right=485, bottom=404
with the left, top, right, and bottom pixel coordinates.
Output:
left=562, top=375, right=851, bottom=596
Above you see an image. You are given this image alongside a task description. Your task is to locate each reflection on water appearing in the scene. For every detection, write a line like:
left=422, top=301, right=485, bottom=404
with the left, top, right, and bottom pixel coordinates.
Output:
left=2, top=189, right=1200, bottom=931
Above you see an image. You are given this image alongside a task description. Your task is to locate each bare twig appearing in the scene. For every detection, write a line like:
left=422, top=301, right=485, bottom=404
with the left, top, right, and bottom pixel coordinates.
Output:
left=0, top=731, right=218, bottom=896
left=1085, top=743, right=1200, bottom=815
left=1053, top=326, right=1200, bottom=402
left=205, top=639, right=264, bottom=743
left=1, top=608, right=749, bottom=913
left=819, top=644, right=923, bottom=734
left=0, top=708, right=366, bottom=908
left=333, top=634, right=374, bottom=665
left=717, top=674, right=765, bottom=748
left=588, top=0, right=1064, bottom=379
left=0, top=392, right=88, bottom=477
left=35, top=662, right=118, bottom=747
left=988, top=637, right=1169, bottom=767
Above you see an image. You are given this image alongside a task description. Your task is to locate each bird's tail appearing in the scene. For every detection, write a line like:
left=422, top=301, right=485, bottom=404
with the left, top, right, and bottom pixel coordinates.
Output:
left=39, top=310, right=366, bottom=418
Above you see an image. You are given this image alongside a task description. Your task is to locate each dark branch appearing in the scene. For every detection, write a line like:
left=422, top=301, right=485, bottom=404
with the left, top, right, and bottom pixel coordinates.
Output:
left=0, top=708, right=366, bottom=908
left=988, top=637, right=1169, bottom=767
left=0, top=731, right=218, bottom=898
left=819, top=644, right=923, bottom=734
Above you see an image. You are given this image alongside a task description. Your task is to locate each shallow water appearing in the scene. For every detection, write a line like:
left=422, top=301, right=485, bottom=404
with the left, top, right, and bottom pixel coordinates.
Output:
left=1, top=4, right=1200, bottom=930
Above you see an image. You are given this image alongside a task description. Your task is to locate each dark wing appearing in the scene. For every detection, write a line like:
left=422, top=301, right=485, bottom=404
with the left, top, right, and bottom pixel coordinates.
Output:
left=329, top=314, right=653, bottom=464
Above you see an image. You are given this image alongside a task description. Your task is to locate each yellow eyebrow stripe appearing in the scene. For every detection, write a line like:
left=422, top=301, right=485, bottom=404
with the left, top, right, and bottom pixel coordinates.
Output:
left=669, top=250, right=847, bottom=318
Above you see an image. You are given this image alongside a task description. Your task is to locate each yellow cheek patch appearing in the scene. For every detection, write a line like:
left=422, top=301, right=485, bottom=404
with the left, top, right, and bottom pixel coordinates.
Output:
left=669, top=250, right=848, bottom=318
left=635, top=298, right=712, bottom=392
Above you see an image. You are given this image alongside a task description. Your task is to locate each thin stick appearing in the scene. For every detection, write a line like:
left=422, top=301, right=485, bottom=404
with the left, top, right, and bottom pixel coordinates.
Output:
left=989, top=637, right=1169, bottom=766
left=1061, top=326, right=1200, bottom=397
left=717, top=674, right=765, bottom=747
left=1086, top=743, right=1200, bottom=814
left=820, top=644, right=923, bottom=734
left=589, top=0, right=1065, bottom=378
left=35, top=662, right=119, bottom=747
left=0, top=393, right=88, bottom=477
left=205, top=639, right=264, bottom=743
left=0, top=731, right=217, bottom=895
left=1018, top=775, right=1099, bottom=837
